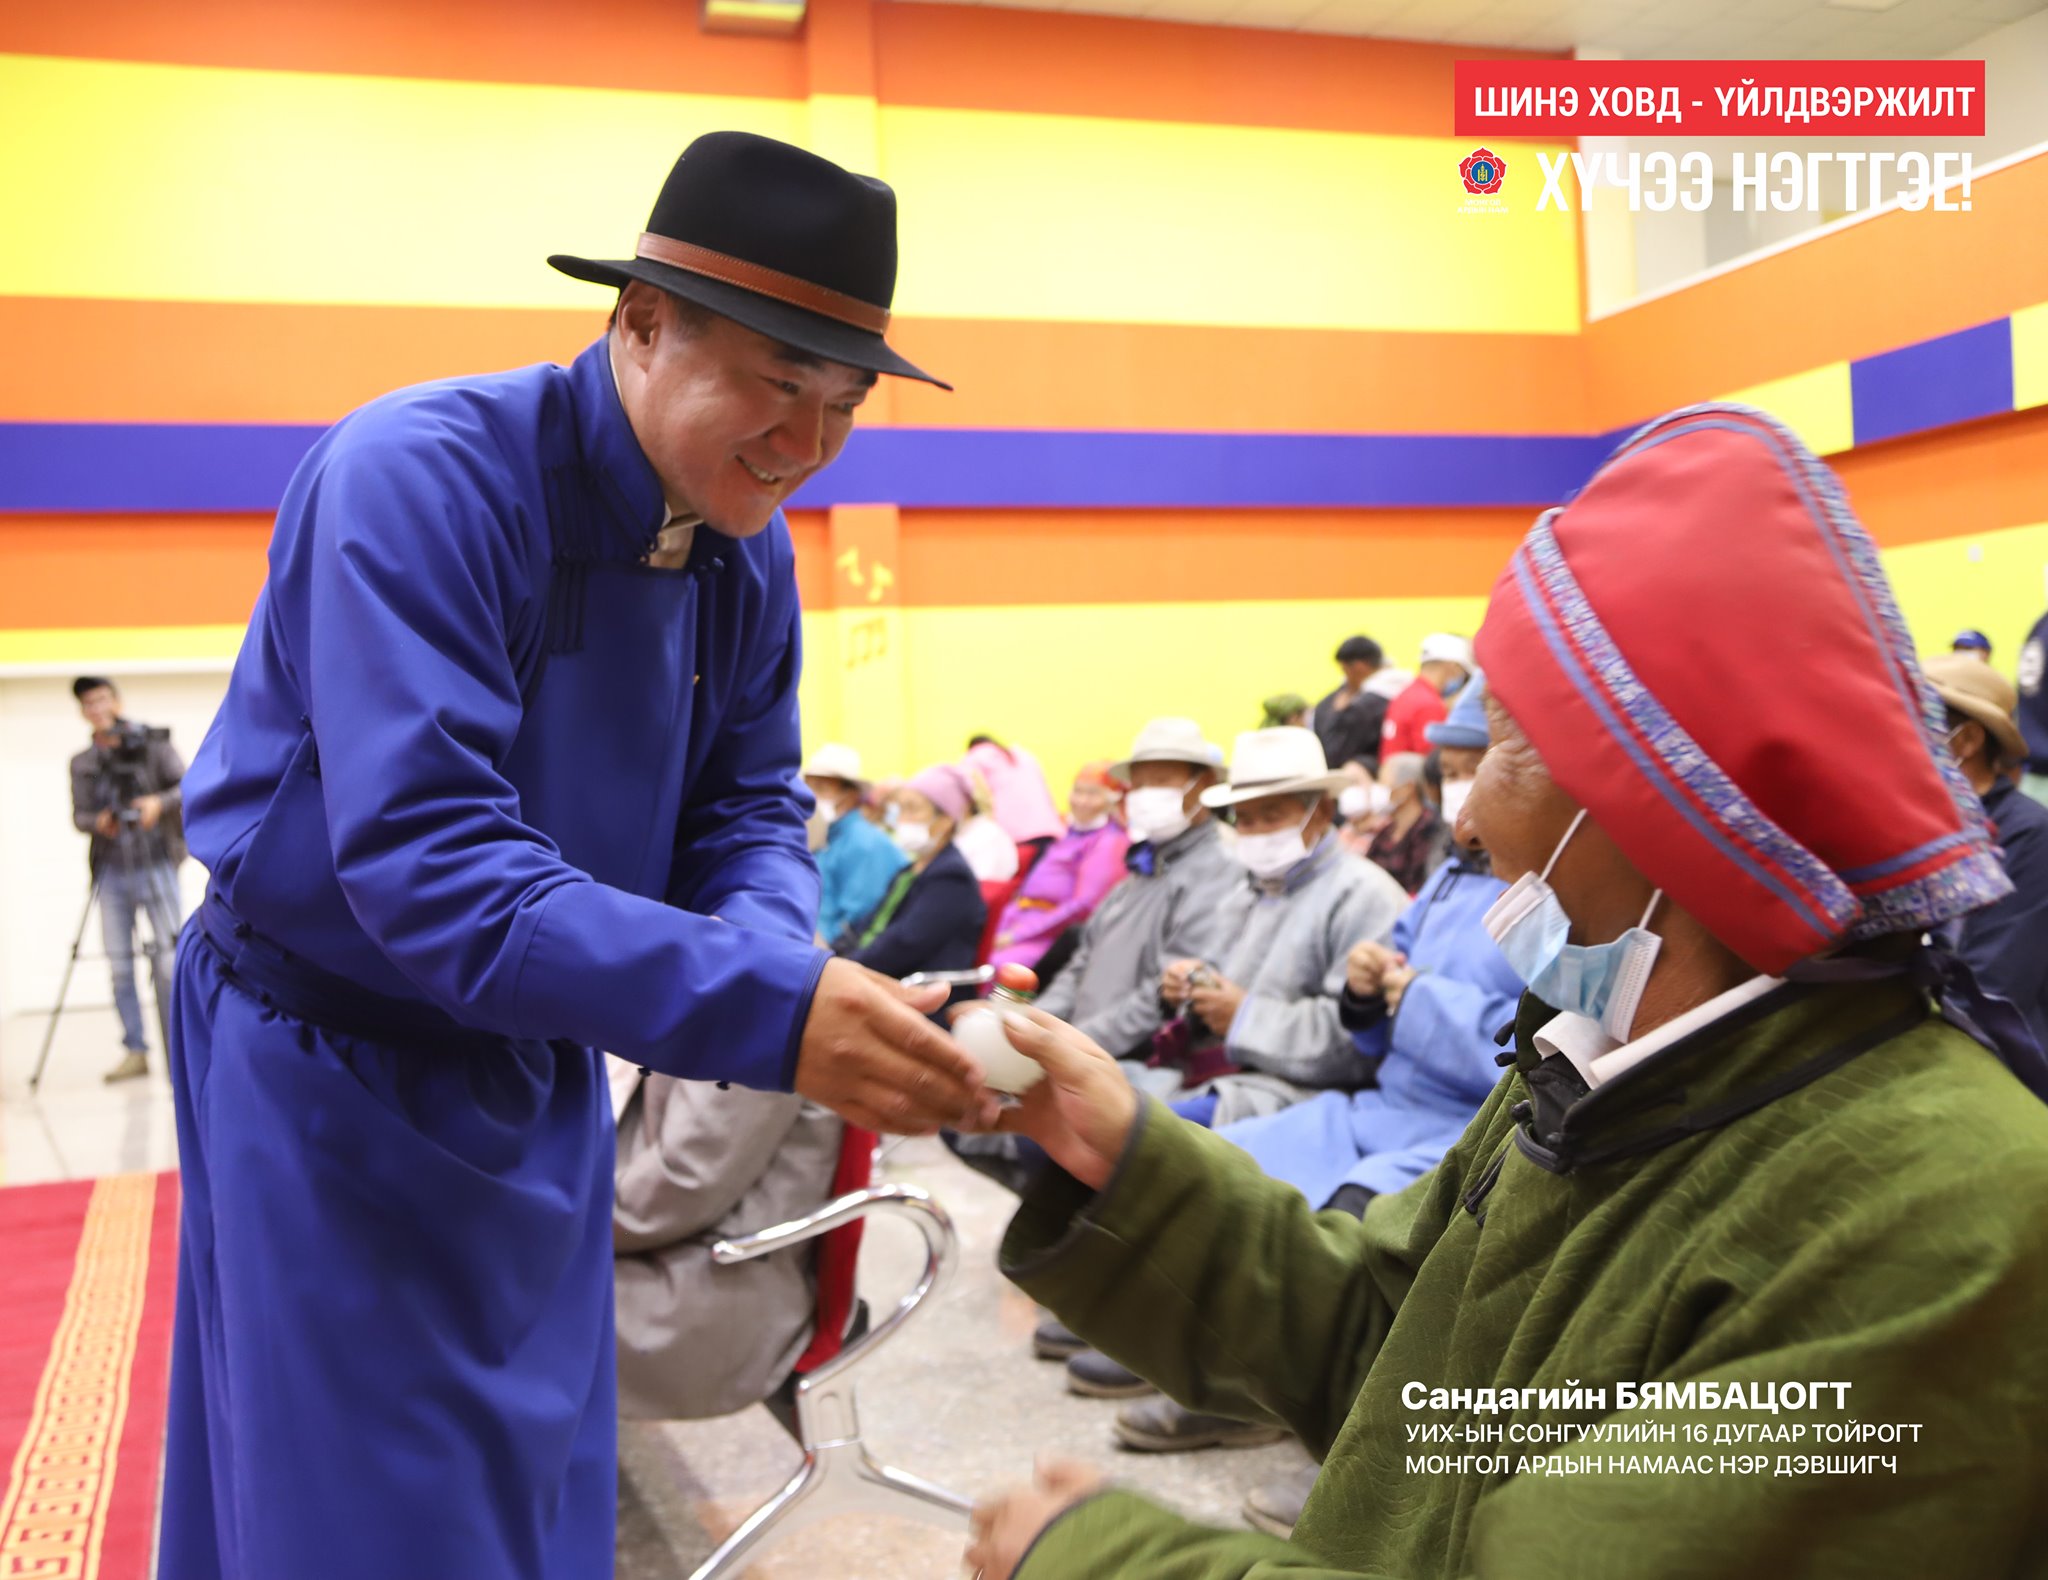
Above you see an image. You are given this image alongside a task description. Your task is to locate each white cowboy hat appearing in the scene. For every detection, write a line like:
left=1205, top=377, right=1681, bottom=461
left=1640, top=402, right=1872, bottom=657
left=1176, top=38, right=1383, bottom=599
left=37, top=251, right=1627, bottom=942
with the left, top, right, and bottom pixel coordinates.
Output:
left=799, top=743, right=866, bottom=784
left=1198, top=727, right=1350, bottom=809
left=1108, top=717, right=1225, bottom=782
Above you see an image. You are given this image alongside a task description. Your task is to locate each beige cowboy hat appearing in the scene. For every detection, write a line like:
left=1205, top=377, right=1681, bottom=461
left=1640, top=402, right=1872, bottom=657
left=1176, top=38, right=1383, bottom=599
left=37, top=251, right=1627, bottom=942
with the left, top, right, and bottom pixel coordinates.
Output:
left=1199, top=727, right=1350, bottom=809
left=1108, top=717, right=1225, bottom=783
left=1924, top=653, right=2027, bottom=766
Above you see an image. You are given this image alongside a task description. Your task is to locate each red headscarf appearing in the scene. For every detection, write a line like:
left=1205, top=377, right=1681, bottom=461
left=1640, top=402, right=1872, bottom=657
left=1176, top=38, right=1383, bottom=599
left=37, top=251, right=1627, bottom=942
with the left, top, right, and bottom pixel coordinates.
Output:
left=1476, top=404, right=2008, bottom=975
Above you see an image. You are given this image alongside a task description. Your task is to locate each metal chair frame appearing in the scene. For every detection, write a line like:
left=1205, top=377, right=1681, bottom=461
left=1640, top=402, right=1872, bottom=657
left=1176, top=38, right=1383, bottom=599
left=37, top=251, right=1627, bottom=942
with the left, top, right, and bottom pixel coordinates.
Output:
left=686, top=1182, right=974, bottom=1580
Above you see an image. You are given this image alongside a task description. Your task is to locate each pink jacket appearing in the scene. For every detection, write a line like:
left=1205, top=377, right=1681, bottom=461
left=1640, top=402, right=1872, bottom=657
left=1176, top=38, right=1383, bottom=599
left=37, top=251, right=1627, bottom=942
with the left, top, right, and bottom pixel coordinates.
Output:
left=964, top=742, right=1066, bottom=846
left=988, top=820, right=1132, bottom=973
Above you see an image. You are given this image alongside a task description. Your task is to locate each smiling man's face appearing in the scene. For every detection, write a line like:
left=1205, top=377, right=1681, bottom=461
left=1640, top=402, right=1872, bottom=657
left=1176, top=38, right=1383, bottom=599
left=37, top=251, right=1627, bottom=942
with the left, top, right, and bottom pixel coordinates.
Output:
left=612, top=284, right=875, bottom=538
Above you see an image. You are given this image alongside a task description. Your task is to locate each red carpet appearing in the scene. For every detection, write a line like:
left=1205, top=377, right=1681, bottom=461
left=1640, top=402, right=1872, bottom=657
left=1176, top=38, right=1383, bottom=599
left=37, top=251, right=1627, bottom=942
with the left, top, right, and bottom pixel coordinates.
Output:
left=0, top=1172, right=180, bottom=1578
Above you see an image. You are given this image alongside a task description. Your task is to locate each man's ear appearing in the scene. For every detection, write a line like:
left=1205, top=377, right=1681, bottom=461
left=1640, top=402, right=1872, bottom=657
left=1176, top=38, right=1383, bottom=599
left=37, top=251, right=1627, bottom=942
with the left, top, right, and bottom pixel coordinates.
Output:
left=614, top=282, right=665, bottom=356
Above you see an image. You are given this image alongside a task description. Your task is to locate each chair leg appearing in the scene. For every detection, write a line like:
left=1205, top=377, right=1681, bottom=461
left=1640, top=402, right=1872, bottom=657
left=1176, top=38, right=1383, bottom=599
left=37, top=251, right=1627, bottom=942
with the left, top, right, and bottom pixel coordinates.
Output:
left=686, top=1455, right=828, bottom=1580
left=686, top=1383, right=976, bottom=1580
left=854, top=1456, right=976, bottom=1527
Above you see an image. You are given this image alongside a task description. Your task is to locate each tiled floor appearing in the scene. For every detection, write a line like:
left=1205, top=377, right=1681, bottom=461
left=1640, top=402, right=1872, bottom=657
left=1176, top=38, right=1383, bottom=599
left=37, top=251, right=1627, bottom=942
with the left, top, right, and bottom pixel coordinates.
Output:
left=1, top=1012, right=1314, bottom=1577
left=0, top=1006, right=180, bottom=1186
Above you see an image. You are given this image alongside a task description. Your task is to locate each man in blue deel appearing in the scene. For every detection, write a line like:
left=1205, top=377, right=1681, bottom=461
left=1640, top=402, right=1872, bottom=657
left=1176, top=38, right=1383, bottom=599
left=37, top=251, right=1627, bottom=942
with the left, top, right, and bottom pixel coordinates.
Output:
left=160, top=132, right=993, bottom=1579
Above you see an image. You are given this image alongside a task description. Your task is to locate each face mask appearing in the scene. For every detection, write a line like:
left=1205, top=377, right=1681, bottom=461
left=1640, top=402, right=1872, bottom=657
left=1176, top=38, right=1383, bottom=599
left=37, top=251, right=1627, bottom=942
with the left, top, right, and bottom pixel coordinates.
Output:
left=1480, top=808, right=1664, bottom=1040
left=1440, top=779, right=1473, bottom=825
left=1235, top=819, right=1309, bottom=882
left=894, top=821, right=932, bottom=857
left=1125, top=783, right=1194, bottom=845
left=816, top=797, right=843, bottom=828
left=1337, top=785, right=1371, bottom=822
left=1442, top=672, right=1468, bottom=699
left=1071, top=814, right=1109, bottom=832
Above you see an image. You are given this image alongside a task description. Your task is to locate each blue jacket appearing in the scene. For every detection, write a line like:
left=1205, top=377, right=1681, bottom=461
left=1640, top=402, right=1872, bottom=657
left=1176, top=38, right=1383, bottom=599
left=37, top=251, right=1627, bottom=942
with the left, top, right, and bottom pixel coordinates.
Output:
left=816, top=810, right=908, bottom=944
left=182, top=337, right=826, bottom=1094
left=842, top=842, right=988, bottom=1013
left=1222, top=854, right=1518, bottom=1203
left=1958, top=778, right=2048, bottom=1055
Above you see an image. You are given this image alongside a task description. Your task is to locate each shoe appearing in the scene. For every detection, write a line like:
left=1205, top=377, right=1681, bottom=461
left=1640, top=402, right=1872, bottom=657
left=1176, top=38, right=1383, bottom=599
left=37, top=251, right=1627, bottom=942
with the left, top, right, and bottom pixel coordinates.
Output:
left=1033, top=1314, right=1087, bottom=1362
left=104, top=1052, right=149, bottom=1084
left=1113, top=1395, right=1287, bottom=1453
left=1065, top=1349, right=1157, bottom=1400
left=1243, top=1462, right=1321, bottom=1538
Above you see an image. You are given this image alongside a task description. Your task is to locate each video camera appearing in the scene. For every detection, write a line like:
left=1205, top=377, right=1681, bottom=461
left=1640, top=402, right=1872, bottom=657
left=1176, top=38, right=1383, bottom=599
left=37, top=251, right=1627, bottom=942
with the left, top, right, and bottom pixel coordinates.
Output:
left=100, top=721, right=171, bottom=817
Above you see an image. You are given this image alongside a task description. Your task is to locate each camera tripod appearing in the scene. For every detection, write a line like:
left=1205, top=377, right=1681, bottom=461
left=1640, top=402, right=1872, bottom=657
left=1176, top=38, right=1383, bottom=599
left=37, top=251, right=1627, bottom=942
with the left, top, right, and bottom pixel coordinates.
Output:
left=29, top=809, right=181, bottom=1093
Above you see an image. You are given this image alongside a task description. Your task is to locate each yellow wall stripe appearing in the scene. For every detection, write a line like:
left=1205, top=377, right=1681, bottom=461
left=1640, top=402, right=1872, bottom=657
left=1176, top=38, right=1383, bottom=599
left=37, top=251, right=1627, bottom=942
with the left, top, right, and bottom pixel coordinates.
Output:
left=1880, top=517, right=2048, bottom=674
left=879, top=108, right=1579, bottom=333
left=2012, top=302, right=2048, bottom=414
left=0, top=625, right=247, bottom=673
left=0, top=1174, right=157, bottom=1576
left=0, top=53, right=1576, bottom=331
left=0, top=54, right=802, bottom=311
left=1714, top=361, right=1855, bottom=458
left=797, top=596, right=1493, bottom=794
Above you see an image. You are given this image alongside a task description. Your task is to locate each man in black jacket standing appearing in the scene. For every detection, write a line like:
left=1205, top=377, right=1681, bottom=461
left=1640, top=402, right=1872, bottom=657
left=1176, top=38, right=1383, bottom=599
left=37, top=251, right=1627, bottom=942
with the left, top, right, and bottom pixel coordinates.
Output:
left=69, top=676, right=186, bottom=1081
left=1311, top=635, right=1389, bottom=776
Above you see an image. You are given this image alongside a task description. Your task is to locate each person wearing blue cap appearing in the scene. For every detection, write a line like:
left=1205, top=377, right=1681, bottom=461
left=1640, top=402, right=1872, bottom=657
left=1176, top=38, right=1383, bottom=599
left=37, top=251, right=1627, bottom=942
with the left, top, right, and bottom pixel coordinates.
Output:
left=1952, top=628, right=1993, bottom=660
left=1421, top=670, right=1490, bottom=829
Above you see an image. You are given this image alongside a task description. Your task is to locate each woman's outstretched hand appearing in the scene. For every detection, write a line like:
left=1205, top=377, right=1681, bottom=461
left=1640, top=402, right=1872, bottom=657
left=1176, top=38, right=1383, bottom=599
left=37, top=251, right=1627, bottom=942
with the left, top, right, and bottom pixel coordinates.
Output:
left=971, top=1003, right=1139, bottom=1191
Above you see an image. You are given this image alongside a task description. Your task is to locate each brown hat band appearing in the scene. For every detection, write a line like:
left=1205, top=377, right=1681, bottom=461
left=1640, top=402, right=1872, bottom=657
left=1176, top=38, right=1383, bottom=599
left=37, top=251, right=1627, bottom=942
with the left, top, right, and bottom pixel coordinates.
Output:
left=634, top=233, right=891, bottom=335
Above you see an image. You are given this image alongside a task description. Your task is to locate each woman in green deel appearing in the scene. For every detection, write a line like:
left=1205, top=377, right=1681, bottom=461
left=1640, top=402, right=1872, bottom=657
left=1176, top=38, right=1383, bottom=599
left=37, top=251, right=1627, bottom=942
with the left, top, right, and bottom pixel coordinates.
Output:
left=964, top=406, right=2048, bottom=1580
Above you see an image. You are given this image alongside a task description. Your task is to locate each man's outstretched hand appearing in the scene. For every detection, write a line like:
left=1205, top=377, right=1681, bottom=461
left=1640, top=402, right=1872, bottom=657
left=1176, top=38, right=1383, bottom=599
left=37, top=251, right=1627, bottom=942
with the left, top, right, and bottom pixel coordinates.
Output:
left=793, top=958, right=1000, bottom=1135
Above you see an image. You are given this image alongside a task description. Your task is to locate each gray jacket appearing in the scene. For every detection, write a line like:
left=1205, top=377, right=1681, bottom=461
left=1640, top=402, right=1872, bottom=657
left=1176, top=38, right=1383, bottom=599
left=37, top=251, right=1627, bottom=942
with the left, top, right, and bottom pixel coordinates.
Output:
left=613, top=1074, right=843, bottom=1420
left=1201, top=836, right=1407, bottom=1122
left=1035, top=820, right=1243, bottom=1059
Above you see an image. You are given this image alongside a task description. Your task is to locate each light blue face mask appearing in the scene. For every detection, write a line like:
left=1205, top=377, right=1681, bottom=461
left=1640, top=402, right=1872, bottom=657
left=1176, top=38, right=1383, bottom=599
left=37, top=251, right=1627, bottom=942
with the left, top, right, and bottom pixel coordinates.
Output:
left=1481, top=809, right=1664, bottom=1040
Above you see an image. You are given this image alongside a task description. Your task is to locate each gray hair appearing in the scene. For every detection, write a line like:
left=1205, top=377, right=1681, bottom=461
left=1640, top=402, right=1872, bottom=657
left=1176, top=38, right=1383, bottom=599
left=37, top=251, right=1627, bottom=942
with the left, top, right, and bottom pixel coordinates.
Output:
left=1381, top=753, right=1427, bottom=790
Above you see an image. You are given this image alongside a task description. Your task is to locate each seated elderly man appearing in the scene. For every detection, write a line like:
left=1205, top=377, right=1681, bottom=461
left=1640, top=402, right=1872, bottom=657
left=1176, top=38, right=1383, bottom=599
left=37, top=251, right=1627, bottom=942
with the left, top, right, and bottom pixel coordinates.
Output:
left=963, top=406, right=2048, bottom=1580
left=1227, top=679, right=1516, bottom=1218
left=1061, top=727, right=1406, bottom=1405
left=1102, top=702, right=1518, bottom=1462
left=1153, top=727, right=1408, bottom=1130
left=1034, top=719, right=1242, bottom=1072
left=1924, top=654, right=2048, bottom=1054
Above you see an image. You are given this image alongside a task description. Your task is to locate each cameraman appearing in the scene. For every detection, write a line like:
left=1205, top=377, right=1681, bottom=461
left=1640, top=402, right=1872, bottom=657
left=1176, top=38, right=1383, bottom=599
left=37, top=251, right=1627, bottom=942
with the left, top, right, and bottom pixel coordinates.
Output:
left=68, top=676, right=186, bottom=1082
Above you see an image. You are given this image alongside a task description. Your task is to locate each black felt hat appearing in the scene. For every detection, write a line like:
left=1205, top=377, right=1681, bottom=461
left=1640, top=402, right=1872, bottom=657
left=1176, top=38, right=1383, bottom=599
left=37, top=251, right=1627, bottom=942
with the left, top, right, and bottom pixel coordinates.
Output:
left=549, top=131, right=949, bottom=390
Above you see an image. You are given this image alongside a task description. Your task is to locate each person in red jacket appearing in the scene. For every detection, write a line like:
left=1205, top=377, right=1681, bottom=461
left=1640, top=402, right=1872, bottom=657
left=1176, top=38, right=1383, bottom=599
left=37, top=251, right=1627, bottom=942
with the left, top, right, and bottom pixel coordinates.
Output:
left=1380, top=633, right=1473, bottom=758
